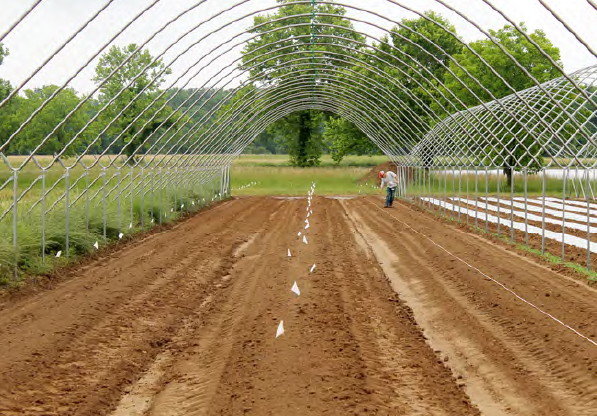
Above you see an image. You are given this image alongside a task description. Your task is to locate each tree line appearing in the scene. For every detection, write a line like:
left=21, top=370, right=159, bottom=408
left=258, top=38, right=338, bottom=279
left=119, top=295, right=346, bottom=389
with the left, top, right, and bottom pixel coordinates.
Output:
left=0, top=0, right=576, bottom=172
left=0, top=43, right=229, bottom=160
left=237, top=0, right=567, bottom=170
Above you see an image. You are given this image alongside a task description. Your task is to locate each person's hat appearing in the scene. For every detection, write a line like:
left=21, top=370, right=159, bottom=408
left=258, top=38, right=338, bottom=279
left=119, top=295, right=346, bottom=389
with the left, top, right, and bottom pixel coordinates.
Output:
left=379, top=170, right=385, bottom=178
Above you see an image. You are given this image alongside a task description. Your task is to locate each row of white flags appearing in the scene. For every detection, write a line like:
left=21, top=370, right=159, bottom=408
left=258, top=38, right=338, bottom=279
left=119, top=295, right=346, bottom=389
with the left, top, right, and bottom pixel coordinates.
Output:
left=277, top=183, right=318, bottom=339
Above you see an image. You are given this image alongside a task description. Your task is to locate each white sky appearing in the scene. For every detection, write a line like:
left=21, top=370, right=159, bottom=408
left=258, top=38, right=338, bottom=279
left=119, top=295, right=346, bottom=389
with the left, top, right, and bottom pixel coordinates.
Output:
left=0, top=0, right=595, bottom=96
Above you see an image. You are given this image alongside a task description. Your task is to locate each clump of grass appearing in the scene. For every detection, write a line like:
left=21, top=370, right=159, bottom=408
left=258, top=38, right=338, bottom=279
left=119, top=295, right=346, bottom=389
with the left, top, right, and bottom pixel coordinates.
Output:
left=498, top=236, right=597, bottom=284
left=0, top=184, right=228, bottom=286
left=432, top=208, right=597, bottom=284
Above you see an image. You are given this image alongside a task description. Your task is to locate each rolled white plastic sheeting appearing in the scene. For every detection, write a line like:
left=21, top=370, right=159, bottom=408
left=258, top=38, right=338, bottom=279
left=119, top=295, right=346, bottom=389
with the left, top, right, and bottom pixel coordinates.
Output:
left=423, top=198, right=597, bottom=253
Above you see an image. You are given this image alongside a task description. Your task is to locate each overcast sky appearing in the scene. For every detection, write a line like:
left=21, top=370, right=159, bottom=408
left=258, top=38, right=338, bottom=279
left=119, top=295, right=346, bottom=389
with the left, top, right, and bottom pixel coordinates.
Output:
left=0, top=0, right=595, bottom=95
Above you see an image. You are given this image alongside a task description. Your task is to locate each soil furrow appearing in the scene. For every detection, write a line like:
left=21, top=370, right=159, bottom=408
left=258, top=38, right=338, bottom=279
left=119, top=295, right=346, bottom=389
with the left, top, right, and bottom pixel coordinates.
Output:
left=1, top=196, right=595, bottom=416
left=346, top=197, right=597, bottom=415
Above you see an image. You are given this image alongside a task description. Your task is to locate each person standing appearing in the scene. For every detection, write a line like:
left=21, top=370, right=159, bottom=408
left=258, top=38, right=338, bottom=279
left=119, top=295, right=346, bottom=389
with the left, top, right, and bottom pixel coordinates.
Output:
left=379, top=170, right=398, bottom=208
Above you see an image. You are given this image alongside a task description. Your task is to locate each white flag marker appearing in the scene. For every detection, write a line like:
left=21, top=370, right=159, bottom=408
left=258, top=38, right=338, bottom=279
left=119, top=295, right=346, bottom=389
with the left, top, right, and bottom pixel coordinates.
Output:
left=305, top=223, right=310, bottom=230
left=291, top=281, right=301, bottom=296
left=56, top=250, right=62, bottom=258
left=302, top=235, right=308, bottom=245
left=287, top=249, right=292, bottom=257
left=171, top=208, right=174, bottom=212
left=119, top=232, right=124, bottom=239
left=298, top=232, right=302, bottom=237
left=129, top=222, right=133, bottom=229
left=276, top=320, right=285, bottom=338
left=310, top=264, right=316, bottom=273
left=307, top=212, right=310, bottom=218
left=151, top=218, right=154, bottom=224
left=181, top=204, right=185, bottom=209
left=93, top=241, right=99, bottom=250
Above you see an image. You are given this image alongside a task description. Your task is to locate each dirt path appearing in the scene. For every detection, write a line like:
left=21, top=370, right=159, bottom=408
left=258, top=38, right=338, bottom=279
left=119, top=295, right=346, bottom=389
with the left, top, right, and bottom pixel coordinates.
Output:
left=0, top=196, right=596, bottom=415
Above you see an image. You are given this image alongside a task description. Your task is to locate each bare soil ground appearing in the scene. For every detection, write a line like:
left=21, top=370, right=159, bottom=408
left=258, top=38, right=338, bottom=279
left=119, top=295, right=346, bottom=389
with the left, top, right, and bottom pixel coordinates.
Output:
left=1, top=196, right=597, bottom=416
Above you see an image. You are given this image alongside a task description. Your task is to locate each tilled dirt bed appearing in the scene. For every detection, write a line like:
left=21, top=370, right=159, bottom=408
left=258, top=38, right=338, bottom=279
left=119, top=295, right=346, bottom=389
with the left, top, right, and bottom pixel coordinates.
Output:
left=1, top=196, right=597, bottom=416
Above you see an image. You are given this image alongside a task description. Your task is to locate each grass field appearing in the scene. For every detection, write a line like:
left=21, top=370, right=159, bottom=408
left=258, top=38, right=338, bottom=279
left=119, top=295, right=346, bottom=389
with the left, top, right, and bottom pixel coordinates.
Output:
left=232, top=154, right=389, bottom=167
left=0, top=154, right=389, bottom=283
left=230, top=167, right=380, bottom=196
left=2, top=153, right=591, bottom=284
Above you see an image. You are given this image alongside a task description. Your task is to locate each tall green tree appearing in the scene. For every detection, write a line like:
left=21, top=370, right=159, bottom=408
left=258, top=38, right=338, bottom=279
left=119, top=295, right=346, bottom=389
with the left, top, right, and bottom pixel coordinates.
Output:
left=373, top=12, right=462, bottom=133
left=0, top=43, right=10, bottom=101
left=0, top=43, right=13, bottom=147
left=324, top=116, right=380, bottom=163
left=443, top=24, right=561, bottom=106
left=338, top=11, right=463, bottom=165
left=0, top=43, right=7, bottom=65
left=441, top=24, right=562, bottom=182
left=91, top=44, right=175, bottom=161
left=240, top=0, right=366, bottom=167
left=3, top=86, right=94, bottom=156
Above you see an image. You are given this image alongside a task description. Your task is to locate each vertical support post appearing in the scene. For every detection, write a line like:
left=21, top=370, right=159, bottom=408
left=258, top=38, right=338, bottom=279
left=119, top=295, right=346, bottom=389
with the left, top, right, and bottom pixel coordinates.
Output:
left=65, top=168, right=70, bottom=257
left=401, top=166, right=405, bottom=199
left=458, top=167, right=462, bottom=222
left=197, top=166, right=203, bottom=202
left=222, top=166, right=228, bottom=199
left=587, top=170, right=591, bottom=271
left=417, top=167, right=421, bottom=206
left=200, top=167, right=204, bottom=205
left=428, top=167, right=432, bottom=210
left=562, top=168, right=567, bottom=261
left=159, top=167, right=163, bottom=225
left=186, top=166, right=190, bottom=213
left=524, top=168, right=529, bottom=248
left=402, top=166, right=406, bottom=202
left=13, top=170, right=18, bottom=281
left=151, top=167, right=155, bottom=222
left=422, top=166, right=425, bottom=208
left=422, top=167, right=426, bottom=208
left=41, top=169, right=46, bottom=265
left=416, top=166, right=419, bottom=205
left=484, top=167, right=489, bottom=233
left=444, top=166, right=447, bottom=217
left=541, top=169, right=547, bottom=255
left=174, top=167, right=178, bottom=216
left=140, top=167, right=144, bottom=231
left=130, top=166, right=134, bottom=230
left=452, top=167, right=455, bottom=220
left=511, top=167, right=515, bottom=243
left=211, top=169, right=215, bottom=201
left=117, top=168, right=121, bottom=229
left=466, top=167, right=469, bottom=226
left=227, top=165, right=231, bottom=197
left=220, top=167, right=224, bottom=200
left=475, top=168, right=479, bottom=229
left=103, top=168, right=107, bottom=244
left=166, top=167, right=170, bottom=219
left=432, top=168, right=435, bottom=214
left=415, top=166, right=419, bottom=207
left=406, top=166, right=410, bottom=202
left=218, top=167, right=222, bottom=200
left=85, top=168, right=89, bottom=233
left=497, top=168, right=501, bottom=237
left=438, top=166, right=442, bottom=215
